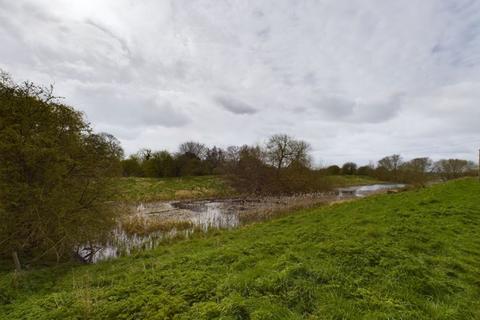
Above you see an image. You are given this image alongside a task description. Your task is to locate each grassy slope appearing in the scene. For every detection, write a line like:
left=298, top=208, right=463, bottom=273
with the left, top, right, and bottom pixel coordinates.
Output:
left=1, top=179, right=480, bottom=319
left=115, top=176, right=235, bottom=202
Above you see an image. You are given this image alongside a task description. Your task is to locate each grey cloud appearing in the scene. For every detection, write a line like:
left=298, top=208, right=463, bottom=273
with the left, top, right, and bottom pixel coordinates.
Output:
left=257, top=28, right=270, bottom=40
left=312, top=93, right=404, bottom=124
left=0, top=3, right=134, bottom=83
left=312, top=95, right=355, bottom=119
left=353, top=93, right=405, bottom=123
left=215, top=96, right=258, bottom=115
left=84, top=19, right=132, bottom=60
left=303, top=72, right=317, bottom=86
left=74, top=85, right=190, bottom=129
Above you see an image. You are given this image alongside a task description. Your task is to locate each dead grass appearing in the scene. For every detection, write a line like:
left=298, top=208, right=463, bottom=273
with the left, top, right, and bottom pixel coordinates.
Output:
left=120, top=214, right=193, bottom=236
left=238, top=194, right=337, bottom=224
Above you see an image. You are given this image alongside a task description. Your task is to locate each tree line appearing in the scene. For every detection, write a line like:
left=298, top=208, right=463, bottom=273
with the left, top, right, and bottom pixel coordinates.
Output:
left=323, top=155, right=477, bottom=185
left=122, top=134, right=330, bottom=194
left=123, top=141, right=477, bottom=188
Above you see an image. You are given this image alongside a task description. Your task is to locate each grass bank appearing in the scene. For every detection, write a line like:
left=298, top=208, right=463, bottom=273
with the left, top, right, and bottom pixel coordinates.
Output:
left=3, top=179, right=479, bottom=319
left=115, top=175, right=381, bottom=203
left=115, top=175, right=235, bottom=202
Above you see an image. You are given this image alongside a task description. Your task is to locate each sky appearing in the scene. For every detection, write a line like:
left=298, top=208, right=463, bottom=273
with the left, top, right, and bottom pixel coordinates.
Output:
left=1, top=0, right=479, bottom=165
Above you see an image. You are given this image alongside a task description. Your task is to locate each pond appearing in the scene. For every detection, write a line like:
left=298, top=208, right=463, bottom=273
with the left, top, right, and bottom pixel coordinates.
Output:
left=337, top=183, right=406, bottom=197
left=87, top=183, right=404, bottom=262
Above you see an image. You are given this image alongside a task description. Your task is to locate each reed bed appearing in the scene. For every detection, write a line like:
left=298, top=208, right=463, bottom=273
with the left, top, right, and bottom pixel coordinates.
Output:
left=120, top=214, right=194, bottom=236
left=238, top=195, right=334, bottom=224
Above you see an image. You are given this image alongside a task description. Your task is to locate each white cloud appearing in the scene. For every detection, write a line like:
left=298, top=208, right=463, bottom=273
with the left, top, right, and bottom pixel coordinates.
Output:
left=1, top=0, right=479, bottom=164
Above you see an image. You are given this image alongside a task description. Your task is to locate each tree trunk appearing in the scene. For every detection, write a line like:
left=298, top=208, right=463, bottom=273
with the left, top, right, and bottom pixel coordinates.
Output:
left=12, top=250, right=21, bottom=272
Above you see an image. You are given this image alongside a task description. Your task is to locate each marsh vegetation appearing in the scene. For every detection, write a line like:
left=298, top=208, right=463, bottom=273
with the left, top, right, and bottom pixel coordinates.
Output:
left=84, top=183, right=405, bottom=262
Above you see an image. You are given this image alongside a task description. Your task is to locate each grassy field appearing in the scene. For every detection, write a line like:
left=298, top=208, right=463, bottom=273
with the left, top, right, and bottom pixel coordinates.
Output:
left=115, top=175, right=381, bottom=203
left=2, top=179, right=479, bottom=319
left=115, top=176, right=236, bottom=202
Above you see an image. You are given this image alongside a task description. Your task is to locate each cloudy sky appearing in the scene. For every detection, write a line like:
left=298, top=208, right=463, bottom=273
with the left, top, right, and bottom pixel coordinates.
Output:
left=1, top=0, right=479, bottom=165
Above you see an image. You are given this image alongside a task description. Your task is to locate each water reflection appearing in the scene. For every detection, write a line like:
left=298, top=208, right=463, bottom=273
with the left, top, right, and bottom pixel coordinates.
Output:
left=88, top=183, right=404, bottom=262
left=337, top=183, right=405, bottom=197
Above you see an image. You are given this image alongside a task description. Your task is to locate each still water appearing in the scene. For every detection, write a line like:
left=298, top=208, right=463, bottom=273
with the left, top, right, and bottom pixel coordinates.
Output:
left=87, top=183, right=404, bottom=262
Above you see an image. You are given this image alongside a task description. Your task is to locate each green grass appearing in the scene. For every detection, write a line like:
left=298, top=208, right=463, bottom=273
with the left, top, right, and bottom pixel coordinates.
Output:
left=325, top=175, right=382, bottom=187
left=114, top=175, right=381, bottom=203
left=2, top=179, right=480, bottom=319
left=115, top=176, right=236, bottom=202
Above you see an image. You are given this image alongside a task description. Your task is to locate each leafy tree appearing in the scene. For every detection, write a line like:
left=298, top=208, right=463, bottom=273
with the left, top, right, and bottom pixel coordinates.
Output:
left=143, top=151, right=176, bottom=177
left=341, top=162, right=357, bottom=175
left=326, top=165, right=341, bottom=175
left=121, top=155, right=143, bottom=177
left=204, top=146, right=226, bottom=174
left=175, top=152, right=204, bottom=176
left=0, top=72, right=123, bottom=268
left=357, top=165, right=374, bottom=176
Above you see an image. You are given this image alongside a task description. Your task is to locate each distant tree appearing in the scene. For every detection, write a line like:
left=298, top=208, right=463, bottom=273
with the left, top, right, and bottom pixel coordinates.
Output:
left=378, top=154, right=402, bottom=172
left=341, top=162, right=357, bottom=175
left=401, top=157, right=433, bottom=186
left=407, top=157, right=433, bottom=173
left=121, top=155, right=143, bottom=177
left=0, top=73, right=123, bottom=268
left=377, top=154, right=403, bottom=181
left=289, top=140, right=312, bottom=168
left=357, top=165, right=374, bottom=176
left=143, top=151, right=176, bottom=177
left=228, top=145, right=273, bottom=193
left=265, top=134, right=311, bottom=171
left=156, top=151, right=176, bottom=177
left=265, top=134, right=291, bottom=170
left=434, top=159, right=474, bottom=181
left=178, top=141, right=207, bottom=160
left=326, top=165, right=341, bottom=175
left=204, top=146, right=226, bottom=174
left=175, top=152, right=204, bottom=176
left=225, top=146, right=241, bottom=163
left=137, top=148, right=153, bottom=161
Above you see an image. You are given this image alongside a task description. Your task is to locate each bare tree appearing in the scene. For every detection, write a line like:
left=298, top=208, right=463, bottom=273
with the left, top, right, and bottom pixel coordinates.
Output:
left=378, top=154, right=402, bottom=171
left=289, top=140, right=312, bottom=167
left=378, top=154, right=402, bottom=180
left=137, top=148, right=153, bottom=161
left=178, top=141, right=207, bottom=160
left=407, top=157, right=432, bottom=173
left=434, top=159, right=474, bottom=180
left=225, top=146, right=241, bottom=164
left=401, top=157, right=433, bottom=185
left=265, top=134, right=311, bottom=170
